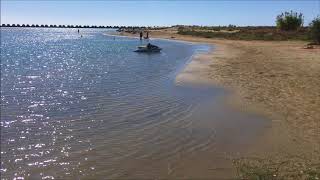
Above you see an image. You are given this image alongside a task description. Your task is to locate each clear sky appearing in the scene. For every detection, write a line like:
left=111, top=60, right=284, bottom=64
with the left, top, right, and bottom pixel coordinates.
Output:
left=1, top=0, right=319, bottom=26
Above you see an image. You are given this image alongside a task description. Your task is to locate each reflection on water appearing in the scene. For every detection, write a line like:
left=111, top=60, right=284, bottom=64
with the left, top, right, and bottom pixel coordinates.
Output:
left=0, top=28, right=268, bottom=179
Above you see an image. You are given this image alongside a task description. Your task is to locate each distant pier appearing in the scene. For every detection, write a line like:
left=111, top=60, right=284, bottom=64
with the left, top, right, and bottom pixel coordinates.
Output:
left=0, top=24, right=152, bottom=30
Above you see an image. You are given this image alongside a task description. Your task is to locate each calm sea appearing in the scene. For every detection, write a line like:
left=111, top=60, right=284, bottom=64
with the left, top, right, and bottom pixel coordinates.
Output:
left=1, top=28, right=267, bottom=179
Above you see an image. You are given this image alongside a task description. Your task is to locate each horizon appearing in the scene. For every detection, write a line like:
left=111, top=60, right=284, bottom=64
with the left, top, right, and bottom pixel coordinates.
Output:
left=1, top=0, right=319, bottom=27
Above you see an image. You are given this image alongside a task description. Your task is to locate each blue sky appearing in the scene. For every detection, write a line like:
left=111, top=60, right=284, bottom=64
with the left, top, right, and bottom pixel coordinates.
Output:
left=1, top=1, right=319, bottom=26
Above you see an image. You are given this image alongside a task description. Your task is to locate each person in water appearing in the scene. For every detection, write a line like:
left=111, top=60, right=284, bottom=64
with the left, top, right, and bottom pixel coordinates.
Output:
left=146, top=32, right=149, bottom=39
left=147, top=43, right=157, bottom=49
left=78, top=29, right=80, bottom=34
left=139, top=32, right=143, bottom=40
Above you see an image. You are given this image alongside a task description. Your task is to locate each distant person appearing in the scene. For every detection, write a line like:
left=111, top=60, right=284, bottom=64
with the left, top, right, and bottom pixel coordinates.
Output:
left=78, top=29, right=80, bottom=34
left=139, top=32, right=143, bottom=40
left=147, top=43, right=156, bottom=49
left=145, top=32, right=149, bottom=39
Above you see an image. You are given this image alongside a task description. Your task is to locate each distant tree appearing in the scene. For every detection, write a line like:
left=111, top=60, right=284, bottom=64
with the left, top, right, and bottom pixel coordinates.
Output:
left=12, top=24, right=16, bottom=27
left=309, top=16, right=320, bottom=44
left=26, top=24, right=30, bottom=27
left=44, top=24, right=48, bottom=27
left=31, top=24, right=36, bottom=27
left=53, top=25, right=57, bottom=27
left=276, top=11, right=304, bottom=31
left=40, top=25, right=45, bottom=27
left=227, top=24, right=236, bottom=31
left=16, top=24, right=21, bottom=27
left=22, top=24, right=25, bottom=27
left=1, top=24, right=5, bottom=27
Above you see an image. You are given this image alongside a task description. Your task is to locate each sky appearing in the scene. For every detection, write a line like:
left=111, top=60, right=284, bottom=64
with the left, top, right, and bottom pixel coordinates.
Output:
left=1, top=0, right=319, bottom=26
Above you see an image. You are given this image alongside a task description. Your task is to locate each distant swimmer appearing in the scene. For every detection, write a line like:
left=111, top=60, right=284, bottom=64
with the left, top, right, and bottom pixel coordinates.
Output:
left=78, top=29, right=80, bottom=34
left=139, top=31, right=143, bottom=40
left=143, top=32, right=149, bottom=39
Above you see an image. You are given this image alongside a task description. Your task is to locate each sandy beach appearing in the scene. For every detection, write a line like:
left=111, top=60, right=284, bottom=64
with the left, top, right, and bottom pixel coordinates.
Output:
left=3, top=0, right=320, bottom=178
left=119, top=29, right=320, bottom=165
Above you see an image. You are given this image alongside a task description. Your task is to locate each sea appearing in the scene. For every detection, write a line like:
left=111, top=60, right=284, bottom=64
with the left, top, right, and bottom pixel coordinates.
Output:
left=0, top=28, right=267, bottom=179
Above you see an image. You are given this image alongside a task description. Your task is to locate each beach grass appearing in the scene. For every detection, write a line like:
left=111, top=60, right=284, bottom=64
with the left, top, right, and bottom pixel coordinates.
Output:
left=177, top=27, right=310, bottom=41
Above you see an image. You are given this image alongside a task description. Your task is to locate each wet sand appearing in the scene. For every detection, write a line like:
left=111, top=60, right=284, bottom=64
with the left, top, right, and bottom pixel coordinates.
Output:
left=119, top=30, right=320, bottom=167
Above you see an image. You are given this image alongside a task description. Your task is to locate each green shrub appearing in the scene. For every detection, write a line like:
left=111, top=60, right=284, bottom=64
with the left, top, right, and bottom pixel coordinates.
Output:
left=309, top=16, right=320, bottom=44
left=276, top=11, right=304, bottom=31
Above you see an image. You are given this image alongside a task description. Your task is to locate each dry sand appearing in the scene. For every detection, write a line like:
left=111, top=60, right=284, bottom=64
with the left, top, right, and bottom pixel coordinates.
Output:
left=117, top=30, right=320, bottom=177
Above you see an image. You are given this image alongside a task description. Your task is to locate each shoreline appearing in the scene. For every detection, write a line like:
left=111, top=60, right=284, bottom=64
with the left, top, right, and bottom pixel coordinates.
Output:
left=115, top=31, right=320, bottom=159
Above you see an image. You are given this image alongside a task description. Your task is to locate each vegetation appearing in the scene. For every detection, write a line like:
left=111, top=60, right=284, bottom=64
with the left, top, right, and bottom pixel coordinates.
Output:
left=309, top=16, right=320, bottom=44
left=174, top=12, right=316, bottom=41
left=227, top=24, right=237, bottom=31
left=177, top=26, right=310, bottom=41
left=276, top=11, right=304, bottom=31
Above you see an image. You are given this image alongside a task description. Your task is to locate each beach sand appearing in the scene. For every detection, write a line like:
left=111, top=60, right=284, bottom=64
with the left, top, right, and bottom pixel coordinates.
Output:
left=118, top=30, right=320, bottom=177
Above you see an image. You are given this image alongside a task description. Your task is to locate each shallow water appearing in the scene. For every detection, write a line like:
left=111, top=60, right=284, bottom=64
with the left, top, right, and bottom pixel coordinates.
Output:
left=0, top=28, right=268, bottom=179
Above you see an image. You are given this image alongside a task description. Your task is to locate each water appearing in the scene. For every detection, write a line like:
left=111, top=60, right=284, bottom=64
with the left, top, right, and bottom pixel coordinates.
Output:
left=1, top=28, right=268, bottom=179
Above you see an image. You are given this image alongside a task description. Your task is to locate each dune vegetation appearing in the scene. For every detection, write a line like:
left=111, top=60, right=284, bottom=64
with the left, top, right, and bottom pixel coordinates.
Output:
left=177, top=11, right=320, bottom=43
